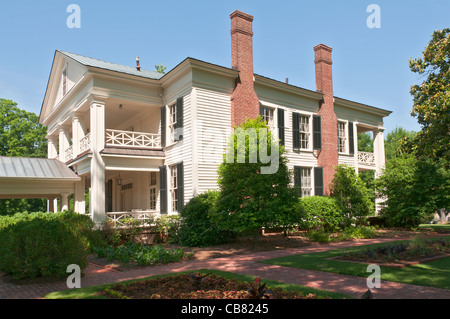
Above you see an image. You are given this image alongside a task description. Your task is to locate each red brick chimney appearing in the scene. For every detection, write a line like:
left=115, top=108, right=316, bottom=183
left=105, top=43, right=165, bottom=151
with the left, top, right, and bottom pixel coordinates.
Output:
left=230, top=10, right=260, bottom=127
left=314, top=44, right=338, bottom=195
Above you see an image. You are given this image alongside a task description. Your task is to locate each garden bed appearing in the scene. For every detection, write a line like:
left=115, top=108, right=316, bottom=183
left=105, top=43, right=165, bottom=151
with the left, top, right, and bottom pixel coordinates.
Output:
left=97, top=272, right=328, bottom=299
left=331, top=237, right=450, bottom=268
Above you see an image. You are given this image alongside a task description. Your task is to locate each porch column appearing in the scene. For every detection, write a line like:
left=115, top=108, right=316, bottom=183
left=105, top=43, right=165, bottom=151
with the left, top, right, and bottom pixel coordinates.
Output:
left=89, top=97, right=106, bottom=225
left=47, top=135, right=58, bottom=159
left=373, top=128, right=386, bottom=215
left=373, top=128, right=386, bottom=178
left=61, top=193, right=69, bottom=211
left=74, top=175, right=86, bottom=214
left=71, top=114, right=83, bottom=159
left=58, top=127, right=70, bottom=162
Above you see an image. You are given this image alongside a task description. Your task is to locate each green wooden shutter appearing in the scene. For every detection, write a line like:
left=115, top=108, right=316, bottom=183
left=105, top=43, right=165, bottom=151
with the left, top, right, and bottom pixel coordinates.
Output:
left=159, top=166, right=167, bottom=214
left=313, top=115, right=322, bottom=150
left=314, top=167, right=324, bottom=196
left=259, top=102, right=264, bottom=117
left=175, top=97, right=183, bottom=141
left=348, top=122, right=354, bottom=155
left=176, top=162, right=184, bottom=212
left=160, top=106, right=166, bottom=147
left=293, top=112, right=300, bottom=150
left=294, top=166, right=302, bottom=196
left=278, top=108, right=285, bottom=146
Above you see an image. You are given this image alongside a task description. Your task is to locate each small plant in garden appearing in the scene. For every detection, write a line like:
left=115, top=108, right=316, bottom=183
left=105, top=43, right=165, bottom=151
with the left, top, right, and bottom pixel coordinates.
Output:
left=189, top=272, right=212, bottom=291
left=247, top=277, right=275, bottom=299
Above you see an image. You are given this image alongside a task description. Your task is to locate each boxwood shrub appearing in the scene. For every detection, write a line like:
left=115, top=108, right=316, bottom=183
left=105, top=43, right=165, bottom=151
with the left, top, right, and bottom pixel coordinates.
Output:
left=298, top=196, right=344, bottom=232
left=0, top=212, right=93, bottom=279
left=178, top=191, right=235, bottom=247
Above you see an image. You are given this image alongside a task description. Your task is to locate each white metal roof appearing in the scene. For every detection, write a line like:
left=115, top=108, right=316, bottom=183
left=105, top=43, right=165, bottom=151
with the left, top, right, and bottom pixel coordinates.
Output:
left=0, top=156, right=80, bottom=180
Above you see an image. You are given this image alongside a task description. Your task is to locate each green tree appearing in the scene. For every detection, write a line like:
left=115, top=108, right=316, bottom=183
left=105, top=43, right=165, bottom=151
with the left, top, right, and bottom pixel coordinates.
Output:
left=0, top=99, right=48, bottom=215
left=385, top=127, right=417, bottom=161
left=375, top=155, right=449, bottom=227
left=407, top=28, right=450, bottom=166
left=211, top=117, right=299, bottom=240
left=154, top=64, right=167, bottom=74
left=330, top=164, right=374, bottom=225
left=0, top=99, right=47, bottom=158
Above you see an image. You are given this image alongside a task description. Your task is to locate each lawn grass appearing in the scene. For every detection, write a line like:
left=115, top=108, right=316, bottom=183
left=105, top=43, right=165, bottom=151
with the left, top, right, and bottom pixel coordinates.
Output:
left=44, top=269, right=351, bottom=299
left=418, top=224, right=450, bottom=232
left=261, top=238, right=450, bottom=290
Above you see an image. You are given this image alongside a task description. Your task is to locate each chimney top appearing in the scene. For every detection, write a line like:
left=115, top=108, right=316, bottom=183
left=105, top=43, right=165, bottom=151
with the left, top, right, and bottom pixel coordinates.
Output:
left=135, top=57, right=141, bottom=71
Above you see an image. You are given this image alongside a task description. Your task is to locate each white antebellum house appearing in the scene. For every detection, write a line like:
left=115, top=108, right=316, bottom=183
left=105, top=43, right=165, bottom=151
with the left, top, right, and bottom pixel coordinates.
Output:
left=35, top=10, right=391, bottom=224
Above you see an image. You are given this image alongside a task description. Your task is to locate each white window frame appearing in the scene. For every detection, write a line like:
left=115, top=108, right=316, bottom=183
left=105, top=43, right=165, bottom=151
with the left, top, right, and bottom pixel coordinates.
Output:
left=338, top=121, right=347, bottom=154
left=261, top=106, right=275, bottom=131
left=169, top=165, right=178, bottom=212
left=62, top=66, right=68, bottom=96
left=299, top=115, right=311, bottom=150
left=301, top=167, right=312, bottom=197
left=149, top=172, right=157, bottom=211
left=168, top=102, right=177, bottom=144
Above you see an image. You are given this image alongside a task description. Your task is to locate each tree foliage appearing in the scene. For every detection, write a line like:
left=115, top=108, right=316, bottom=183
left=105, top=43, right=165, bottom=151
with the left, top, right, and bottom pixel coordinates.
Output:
left=330, top=164, right=374, bottom=225
left=0, top=99, right=48, bottom=215
left=407, top=28, right=450, bottom=166
left=0, top=98, right=47, bottom=158
left=212, top=117, right=299, bottom=237
left=375, top=155, right=449, bottom=227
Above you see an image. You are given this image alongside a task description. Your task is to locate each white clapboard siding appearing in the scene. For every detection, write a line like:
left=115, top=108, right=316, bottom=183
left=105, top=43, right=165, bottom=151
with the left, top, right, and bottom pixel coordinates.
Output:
left=164, top=92, right=193, bottom=205
left=195, top=88, right=231, bottom=194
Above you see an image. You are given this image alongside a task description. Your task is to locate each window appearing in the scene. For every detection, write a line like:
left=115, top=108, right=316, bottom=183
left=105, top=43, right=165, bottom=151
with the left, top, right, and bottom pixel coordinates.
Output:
left=169, top=165, right=178, bottom=212
left=168, top=103, right=177, bottom=144
left=149, top=188, right=157, bottom=210
left=338, top=122, right=347, bottom=153
left=261, top=106, right=275, bottom=130
left=301, top=168, right=312, bottom=197
left=149, top=171, right=157, bottom=210
left=299, top=115, right=310, bottom=149
left=62, top=67, right=67, bottom=95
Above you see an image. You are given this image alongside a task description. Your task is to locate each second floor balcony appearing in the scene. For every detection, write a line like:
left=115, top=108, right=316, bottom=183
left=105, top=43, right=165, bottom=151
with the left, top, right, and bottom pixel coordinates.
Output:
left=62, top=129, right=162, bottom=162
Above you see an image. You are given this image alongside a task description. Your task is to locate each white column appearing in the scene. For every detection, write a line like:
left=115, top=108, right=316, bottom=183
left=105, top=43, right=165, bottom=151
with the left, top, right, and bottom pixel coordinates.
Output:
left=352, top=122, right=359, bottom=174
left=89, top=98, right=106, bottom=225
left=71, top=115, right=83, bottom=159
left=74, top=175, right=86, bottom=214
left=373, top=128, right=386, bottom=178
left=373, top=128, right=386, bottom=215
left=61, top=193, right=69, bottom=211
left=58, top=127, right=70, bottom=162
left=47, top=136, right=58, bottom=159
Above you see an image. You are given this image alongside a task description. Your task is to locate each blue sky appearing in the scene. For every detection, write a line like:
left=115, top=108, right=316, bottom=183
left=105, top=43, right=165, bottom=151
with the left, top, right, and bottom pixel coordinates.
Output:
left=0, top=0, right=449, bottom=134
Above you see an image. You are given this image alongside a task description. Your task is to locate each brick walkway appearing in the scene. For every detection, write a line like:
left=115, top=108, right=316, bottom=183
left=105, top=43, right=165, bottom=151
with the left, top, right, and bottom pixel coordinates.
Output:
left=1, top=236, right=449, bottom=299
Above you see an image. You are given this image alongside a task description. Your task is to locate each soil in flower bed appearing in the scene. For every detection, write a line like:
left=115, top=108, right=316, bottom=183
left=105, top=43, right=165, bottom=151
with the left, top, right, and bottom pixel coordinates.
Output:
left=98, top=273, right=328, bottom=299
left=333, top=237, right=450, bottom=267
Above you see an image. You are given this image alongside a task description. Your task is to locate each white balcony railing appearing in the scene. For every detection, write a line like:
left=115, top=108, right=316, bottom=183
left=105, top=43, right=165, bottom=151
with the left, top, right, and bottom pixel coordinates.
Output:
left=105, top=129, right=161, bottom=148
left=64, top=145, right=73, bottom=162
left=63, top=129, right=161, bottom=162
left=79, top=133, right=91, bottom=154
left=358, top=151, right=375, bottom=166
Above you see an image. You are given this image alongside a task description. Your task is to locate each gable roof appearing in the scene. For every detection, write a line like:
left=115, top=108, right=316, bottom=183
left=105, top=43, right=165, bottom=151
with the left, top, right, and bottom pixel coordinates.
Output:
left=0, top=156, right=80, bottom=181
left=58, top=50, right=164, bottom=80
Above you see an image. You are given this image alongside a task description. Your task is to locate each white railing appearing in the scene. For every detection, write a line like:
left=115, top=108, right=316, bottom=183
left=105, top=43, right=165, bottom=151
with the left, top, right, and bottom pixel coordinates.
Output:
left=106, top=211, right=156, bottom=228
left=64, top=145, right=73, bottom=162
left=358, top=151, right=375, bottom=166
left=79, top=133, right=91, bottom=153
left=105, top=129, right=161, bottom=148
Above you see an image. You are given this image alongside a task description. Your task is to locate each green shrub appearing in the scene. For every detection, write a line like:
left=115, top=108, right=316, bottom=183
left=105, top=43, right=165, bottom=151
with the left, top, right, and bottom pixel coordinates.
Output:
left=330, top=165, right=374, bottom=225
left=298, top=196, right=344, bottom=232
left=0, top=212, right=90, bottom=279
left=93, top=242, right=188, bottom=266
left=306, top=228, right=333, bottom=243
left=153, top=215, right=181, bottom=244
left=178, top=191, right=234, bottom=247
left=338, top=225, right=376, bottom=240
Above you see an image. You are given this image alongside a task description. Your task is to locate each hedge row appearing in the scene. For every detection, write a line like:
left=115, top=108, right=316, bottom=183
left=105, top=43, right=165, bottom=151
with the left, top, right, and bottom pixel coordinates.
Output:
left=0, top=211, right=101, bottom=279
